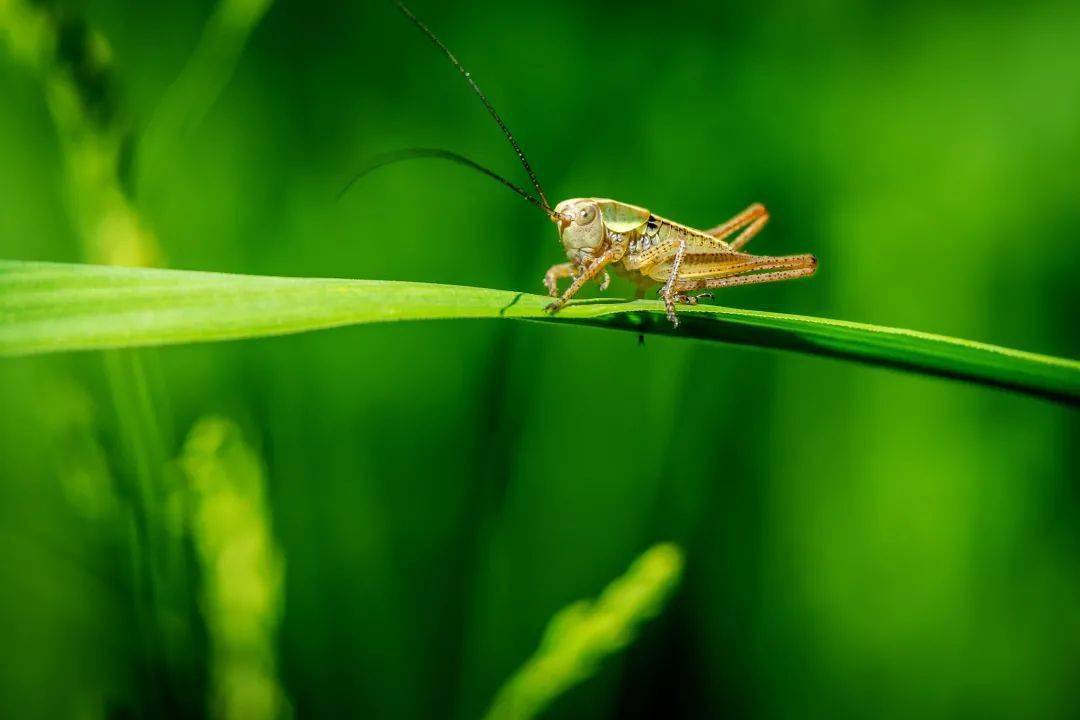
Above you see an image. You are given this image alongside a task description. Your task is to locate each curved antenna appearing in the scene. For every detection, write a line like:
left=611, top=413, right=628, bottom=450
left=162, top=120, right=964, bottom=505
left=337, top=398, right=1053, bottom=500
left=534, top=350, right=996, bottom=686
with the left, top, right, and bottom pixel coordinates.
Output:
left=395, top=1, right=552, bottom=211
left=337, top=148, right=561, bottom=219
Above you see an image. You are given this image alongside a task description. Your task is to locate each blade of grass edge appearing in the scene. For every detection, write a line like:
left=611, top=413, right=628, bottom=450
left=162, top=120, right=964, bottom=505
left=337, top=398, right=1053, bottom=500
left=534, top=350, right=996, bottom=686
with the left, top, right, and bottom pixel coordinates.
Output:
left=1, top=260, right=1077, bottom=405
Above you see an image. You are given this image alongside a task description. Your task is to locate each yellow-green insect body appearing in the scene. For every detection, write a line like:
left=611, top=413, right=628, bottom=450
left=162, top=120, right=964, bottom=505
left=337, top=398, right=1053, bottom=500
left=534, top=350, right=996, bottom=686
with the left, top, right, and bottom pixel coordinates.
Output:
left=546, top=198, right=816, bottom=326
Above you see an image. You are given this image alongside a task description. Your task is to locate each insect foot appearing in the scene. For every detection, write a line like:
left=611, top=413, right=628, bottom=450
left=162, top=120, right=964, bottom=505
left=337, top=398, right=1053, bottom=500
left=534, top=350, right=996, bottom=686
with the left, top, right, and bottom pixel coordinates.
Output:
left=544, top=300, right=565, bottom=315
left=673, top=292, right=714, bottom=306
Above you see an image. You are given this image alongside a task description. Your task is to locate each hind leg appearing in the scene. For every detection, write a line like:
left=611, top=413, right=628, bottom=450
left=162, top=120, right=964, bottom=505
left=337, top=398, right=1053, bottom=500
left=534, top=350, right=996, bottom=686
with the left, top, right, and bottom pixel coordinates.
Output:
left=705, top=203, right=769, bottom=251
left=674, top=254, right=818, bottom=294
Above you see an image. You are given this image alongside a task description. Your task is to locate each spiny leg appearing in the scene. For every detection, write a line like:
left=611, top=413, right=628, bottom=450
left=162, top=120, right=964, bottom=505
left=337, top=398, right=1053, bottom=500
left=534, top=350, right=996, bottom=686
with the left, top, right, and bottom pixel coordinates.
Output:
left=705, top=203, right=765, bottom=237
left=543, top=262, right=576, bottom=297
left=705, top=203, right=769, bottom=251
left=668, top=252, right=816, bottom=284
left=637, top=231, right=733, bottom=323
left=658, top=239, right=687, bottom=327
left=727, top=213, right=769, bottom=252
left=544, top=248, right=616, bottom=313
left=674, top=253, right=817, bottom=294
left=682, top=265, right=816, bottom=291
left=544, top=262, right=610, bottom=299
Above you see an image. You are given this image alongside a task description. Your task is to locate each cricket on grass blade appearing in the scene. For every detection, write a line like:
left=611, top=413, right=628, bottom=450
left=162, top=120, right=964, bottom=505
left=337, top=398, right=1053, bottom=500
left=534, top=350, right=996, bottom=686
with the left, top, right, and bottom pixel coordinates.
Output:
left=341, top=1, right=818, bottom=328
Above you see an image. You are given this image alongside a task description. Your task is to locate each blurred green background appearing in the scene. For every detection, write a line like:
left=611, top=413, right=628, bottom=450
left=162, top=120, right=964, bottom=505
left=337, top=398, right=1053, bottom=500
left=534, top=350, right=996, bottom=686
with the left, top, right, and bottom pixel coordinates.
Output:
left=1, top=0, right=1078, bottom=718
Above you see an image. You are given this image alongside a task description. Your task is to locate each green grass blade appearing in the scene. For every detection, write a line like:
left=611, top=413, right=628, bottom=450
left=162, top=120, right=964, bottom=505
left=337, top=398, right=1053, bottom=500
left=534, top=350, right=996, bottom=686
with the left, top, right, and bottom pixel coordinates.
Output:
left=138, top=0, right=275, bottom=190
left=179, top=416, right=289, bottom=719
left=483, top=543, right=684, bottom=720
left=2, top=260, right=1077, bottom=405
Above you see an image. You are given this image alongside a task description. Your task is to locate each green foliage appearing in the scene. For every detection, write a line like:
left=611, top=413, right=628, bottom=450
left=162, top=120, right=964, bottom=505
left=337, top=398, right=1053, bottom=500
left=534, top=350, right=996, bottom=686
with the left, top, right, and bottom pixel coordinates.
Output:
left=484, top=544, right=684, bottom=720
left=138, top=0, right=275, bottom=190
left=178, top=417, right=288, bottom=720
left=2, top=0, right=1079, bottom=718
left=0, top=0, right=160, bottom=266
left=2, top=259, right=1077, bottom=404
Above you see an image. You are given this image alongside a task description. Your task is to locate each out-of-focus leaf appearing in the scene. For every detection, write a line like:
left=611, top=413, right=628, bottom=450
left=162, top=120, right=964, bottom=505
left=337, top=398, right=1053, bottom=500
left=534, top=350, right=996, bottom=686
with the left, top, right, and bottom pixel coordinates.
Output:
left=484, top=543, right=684, bottom=720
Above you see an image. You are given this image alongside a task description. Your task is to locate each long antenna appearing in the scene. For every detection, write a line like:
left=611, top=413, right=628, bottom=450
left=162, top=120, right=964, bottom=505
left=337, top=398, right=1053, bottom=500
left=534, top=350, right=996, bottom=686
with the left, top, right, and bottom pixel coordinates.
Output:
left=394, top=1, right=552, bottom=211
left=337, top=147, right=559, bottom=219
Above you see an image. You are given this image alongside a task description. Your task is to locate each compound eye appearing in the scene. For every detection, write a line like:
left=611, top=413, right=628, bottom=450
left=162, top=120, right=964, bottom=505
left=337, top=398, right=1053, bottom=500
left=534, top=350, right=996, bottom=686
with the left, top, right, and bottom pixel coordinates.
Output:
left=575, top=205, right=597, bottom=225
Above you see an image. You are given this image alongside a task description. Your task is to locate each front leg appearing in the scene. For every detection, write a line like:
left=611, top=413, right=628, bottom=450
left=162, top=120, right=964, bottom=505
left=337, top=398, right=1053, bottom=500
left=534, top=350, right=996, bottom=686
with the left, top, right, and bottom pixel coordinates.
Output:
left=543, top=262, right=576, bottom=297
left=544, top=248, right=616, bottom=314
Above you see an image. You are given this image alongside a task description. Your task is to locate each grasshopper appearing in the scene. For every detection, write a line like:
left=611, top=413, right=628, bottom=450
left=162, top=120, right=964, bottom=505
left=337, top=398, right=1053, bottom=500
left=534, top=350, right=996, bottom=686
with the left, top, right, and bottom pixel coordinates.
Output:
left=345, top=2, right=817, bottom=327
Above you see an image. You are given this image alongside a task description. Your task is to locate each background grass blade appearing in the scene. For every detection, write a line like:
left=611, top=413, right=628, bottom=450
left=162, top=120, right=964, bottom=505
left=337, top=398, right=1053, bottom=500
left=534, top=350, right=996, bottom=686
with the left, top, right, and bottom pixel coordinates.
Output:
left=1, top=259, right=1077, bottom=404
left=483, top=543, right=684, bottom=720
